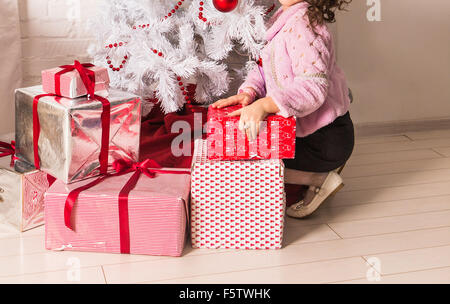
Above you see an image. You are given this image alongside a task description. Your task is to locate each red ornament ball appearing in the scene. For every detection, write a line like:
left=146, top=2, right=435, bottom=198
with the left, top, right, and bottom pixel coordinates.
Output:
left=212, top=0, right=239, bottom=13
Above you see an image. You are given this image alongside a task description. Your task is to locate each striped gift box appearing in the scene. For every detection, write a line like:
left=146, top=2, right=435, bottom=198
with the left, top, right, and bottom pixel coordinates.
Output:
left=45, top=171, right=191, bottom=257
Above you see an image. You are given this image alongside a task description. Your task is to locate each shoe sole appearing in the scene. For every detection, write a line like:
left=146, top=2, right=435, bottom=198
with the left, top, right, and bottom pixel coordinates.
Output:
left=336, top=163, right=347, bottom=175
left=330, top=183, right=345, bottom=197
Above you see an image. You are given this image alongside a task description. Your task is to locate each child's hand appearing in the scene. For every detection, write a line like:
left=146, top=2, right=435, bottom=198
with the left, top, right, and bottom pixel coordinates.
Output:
left=211, top=92, right=254, bottom=109
left=228, top=97, right=280, bottom=141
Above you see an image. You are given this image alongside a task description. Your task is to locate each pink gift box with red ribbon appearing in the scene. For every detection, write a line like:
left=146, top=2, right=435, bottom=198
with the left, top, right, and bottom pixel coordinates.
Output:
left=191, top=140, right=286, bottom=250
left=45, top=166, right=191, bottom=257
left=207, top=105, right=296, bottom=161
left=42, top=64, right=110, bottom=99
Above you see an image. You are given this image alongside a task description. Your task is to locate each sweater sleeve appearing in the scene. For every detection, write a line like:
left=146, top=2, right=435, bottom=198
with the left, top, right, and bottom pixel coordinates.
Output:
left=238, top=64, right=266, bottom=101
left=270, top=22, right=332, bottom=118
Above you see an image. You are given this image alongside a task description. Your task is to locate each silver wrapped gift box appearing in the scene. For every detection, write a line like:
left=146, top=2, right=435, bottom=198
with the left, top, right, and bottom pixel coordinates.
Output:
left=15, top=86, right=142, bottom=184
left=0, top=153, right=54, bottom=232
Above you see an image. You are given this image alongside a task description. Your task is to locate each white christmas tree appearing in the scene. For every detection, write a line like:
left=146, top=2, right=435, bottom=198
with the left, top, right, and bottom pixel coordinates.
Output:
left=88, top=0, right=277, bottom=114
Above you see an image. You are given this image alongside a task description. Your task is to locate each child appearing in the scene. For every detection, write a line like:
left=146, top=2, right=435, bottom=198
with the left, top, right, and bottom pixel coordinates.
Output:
left=212, top=0, right=354, bottom=218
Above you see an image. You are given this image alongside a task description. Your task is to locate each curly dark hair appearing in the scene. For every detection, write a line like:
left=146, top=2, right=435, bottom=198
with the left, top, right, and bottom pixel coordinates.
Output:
left=304, top=0, right=352, bottom=25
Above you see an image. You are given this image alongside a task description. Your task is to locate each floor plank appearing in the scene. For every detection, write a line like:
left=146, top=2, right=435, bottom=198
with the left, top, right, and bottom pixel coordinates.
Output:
left=148, top=257, right=369, bottom=284
left=338, top=267, right=450, bottom=284
left=355, top=135, right=410, bottom=145
left=0, top=235, right=46, bottom=258
left=102, top=227, right=450, bottom=284
left=341, top=168, right=450, bottom=192
left=405, top=130, right=450, bottom=141
left=347, top=149, right=441, bottom=167
left=0, top=226, right=21, bottom=238
left=0, top=266, right=106, bottom=284
left=326, top=181, right=450, bottom=208
left=434, top=147, right=450, bottom=157
left=0, top=242, right=230, bottom=278
left=342, top=158, right=450, bottom=178
left=283, top=224, right=341, bottom=245
left=0, top=250, right=157, bottom=278
left=0, top=226, right=45, bottom=240
left=329, top=210, right=450, bottom=238
left=363, top=245, right=450, bottom=275
left=285, top=195, right=450, bottom=227
left=353, top=138, right=450, bottom=155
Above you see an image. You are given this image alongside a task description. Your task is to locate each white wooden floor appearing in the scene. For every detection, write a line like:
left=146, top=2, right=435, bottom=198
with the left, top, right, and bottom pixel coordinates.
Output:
left=1, top=129, right=450, bottom=284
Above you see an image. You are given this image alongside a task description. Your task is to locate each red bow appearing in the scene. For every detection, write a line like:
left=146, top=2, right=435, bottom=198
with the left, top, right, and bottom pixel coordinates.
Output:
left=0, top=140, right=18, bottom=167
left=56, top=61, right=96, bottom=96
left=64, top=159, right=190, bottom=254
left=32, top=61, right=110, bottom=175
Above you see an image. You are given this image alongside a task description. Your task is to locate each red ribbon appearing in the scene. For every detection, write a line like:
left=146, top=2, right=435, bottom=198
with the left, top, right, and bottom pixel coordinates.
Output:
left=32, top=61, right=110, bottom=174
left=64, top=159, right=190, bottom=254
left=55, top=61, right=95, bottom=97
left=33, top=94, right=57, bottom=169
left=47, top=175, right=57, bottom=186
left=0, top=140, right=18, bottom=167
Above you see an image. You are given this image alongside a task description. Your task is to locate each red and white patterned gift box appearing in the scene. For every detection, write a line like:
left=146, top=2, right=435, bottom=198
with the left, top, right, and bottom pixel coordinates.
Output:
left=191, top=140, right=286, bottom=250
left=207, top=105, right=296, bottom=161
left=0, top=157, right=55, bottom=232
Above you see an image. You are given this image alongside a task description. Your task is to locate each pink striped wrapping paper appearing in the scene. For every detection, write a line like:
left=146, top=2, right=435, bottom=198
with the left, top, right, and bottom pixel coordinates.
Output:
left=45, top=171, right=191, bottom=257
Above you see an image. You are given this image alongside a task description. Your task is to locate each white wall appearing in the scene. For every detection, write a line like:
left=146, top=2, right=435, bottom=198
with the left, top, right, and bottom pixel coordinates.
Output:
left=337, top=0, right=450, bottom=125
left=0, top=0, right=22, bottom=134
left=19, top=0, right=97, bottom=86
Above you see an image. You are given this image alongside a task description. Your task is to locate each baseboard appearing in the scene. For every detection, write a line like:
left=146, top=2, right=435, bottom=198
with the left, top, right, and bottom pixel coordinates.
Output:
left=355, top=118, right=450, bottom=137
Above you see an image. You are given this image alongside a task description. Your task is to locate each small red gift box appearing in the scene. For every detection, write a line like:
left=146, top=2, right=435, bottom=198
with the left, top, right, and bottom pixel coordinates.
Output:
left=42, top=63, right=110, bottom=98
left=207, top=105, right=296, bottom=160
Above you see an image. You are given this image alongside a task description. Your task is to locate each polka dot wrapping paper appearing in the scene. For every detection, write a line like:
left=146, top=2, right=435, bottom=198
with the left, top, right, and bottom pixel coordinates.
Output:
left=191, top=140, right=286, bottom=250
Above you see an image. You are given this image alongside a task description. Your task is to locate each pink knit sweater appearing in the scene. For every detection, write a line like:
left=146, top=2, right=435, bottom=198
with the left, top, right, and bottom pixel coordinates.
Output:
left=239, top=2, right=351, bottom=137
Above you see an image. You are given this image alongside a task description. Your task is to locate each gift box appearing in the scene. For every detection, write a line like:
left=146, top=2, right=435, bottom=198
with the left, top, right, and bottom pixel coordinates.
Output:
left=15, top=85, right=141, bottom=184
left=191, top=140, right=286, bottom=250
left=42, top=63, right=110, bottom=98
left=207, top=105, right=296, bottom=160
left=45, top=165, right=191, bottom=257
left=0, top=150, right=55, bottom=232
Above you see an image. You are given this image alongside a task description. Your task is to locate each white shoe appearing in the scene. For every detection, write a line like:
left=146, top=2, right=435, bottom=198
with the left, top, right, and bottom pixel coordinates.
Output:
left=287, top=172, right=344, bottom=219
